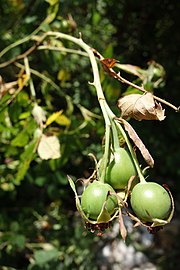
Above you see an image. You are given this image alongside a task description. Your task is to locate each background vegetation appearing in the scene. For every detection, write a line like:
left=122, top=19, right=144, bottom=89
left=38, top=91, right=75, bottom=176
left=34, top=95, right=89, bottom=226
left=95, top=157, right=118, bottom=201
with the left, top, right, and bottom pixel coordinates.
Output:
left=0, top=0, right=180, bottom=269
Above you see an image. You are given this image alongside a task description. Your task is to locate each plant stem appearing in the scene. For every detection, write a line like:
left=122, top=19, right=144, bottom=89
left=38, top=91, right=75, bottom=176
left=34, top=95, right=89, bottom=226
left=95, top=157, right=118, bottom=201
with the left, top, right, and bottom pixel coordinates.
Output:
left=44, top=32, right=146, bottom=182
left=43, top=32, right=112, bottom=183
left=38, top=45, right=88, bottom=57
left=110, top=117, right=120, bottom=150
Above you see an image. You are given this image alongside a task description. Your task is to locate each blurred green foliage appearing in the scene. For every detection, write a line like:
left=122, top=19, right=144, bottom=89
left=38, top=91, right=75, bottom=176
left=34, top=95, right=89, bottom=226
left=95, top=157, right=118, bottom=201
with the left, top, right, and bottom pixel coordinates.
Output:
left=0, top=0, right=180, bottom=269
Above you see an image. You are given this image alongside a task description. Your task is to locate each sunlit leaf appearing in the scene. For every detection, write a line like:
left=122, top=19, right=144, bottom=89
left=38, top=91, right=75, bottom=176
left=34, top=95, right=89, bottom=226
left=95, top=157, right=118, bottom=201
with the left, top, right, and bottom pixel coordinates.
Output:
left=37, top=134, right=61, bottom=160
left=97, top=200, right=111, bottom=223
left=46, top=110, right=63, bottom=126
left=118, top=92, right=165, bottom=121
left=17, top=74, right=29, bottom=89
left=19, top=111, right=31, bottom=119
left=55, top=114, right=71, bottom=126
left=45, top=0, right=59, bottom=5
left=32, top=104, right=46, bottom=126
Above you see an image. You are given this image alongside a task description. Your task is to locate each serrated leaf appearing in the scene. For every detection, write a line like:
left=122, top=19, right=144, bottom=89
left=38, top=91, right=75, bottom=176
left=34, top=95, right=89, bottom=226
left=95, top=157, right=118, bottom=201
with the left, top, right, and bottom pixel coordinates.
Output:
left=118, top=92, right=165, bottom=121
left=37, top=135, right=60, bottom=160
left=46, top=110, right=63, bottom=126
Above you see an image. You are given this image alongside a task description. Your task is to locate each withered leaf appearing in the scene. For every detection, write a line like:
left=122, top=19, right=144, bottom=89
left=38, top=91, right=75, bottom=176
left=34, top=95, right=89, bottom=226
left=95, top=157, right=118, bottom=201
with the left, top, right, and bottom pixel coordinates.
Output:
left=118, top=92, right=165, bottom=121
left=100, top=58, right=118, bottom=69
left=119, top=208, right=127, bottom=242
left=117, top=118, right=154, bottom=167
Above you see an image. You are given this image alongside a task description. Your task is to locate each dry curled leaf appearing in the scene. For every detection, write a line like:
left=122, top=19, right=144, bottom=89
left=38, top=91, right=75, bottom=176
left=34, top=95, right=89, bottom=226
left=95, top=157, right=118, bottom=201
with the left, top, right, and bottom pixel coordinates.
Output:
left=118, top=92, right=165, bottom=121
left=117, top=118, right=154, bottom=167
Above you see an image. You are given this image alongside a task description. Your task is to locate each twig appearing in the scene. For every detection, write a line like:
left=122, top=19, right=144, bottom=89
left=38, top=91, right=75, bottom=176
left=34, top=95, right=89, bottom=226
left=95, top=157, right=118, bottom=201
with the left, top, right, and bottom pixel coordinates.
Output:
left=0, top=31, right=179, bottom=112
left=99, top=54, right=179, bottom=112
left=38, top=45, right=88, bottom=57
left=113, top=71, right=179, bottom=111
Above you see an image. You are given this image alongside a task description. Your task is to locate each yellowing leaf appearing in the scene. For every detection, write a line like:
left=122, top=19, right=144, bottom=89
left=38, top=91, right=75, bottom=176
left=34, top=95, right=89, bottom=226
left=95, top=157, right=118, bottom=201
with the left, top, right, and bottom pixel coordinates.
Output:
left=118, top=92, right=165, bottom=121
left=55, top=114, right=71, bottom=126
left=46, top=110, right=63, bottom=126
left=57, top=69, right=70, bottom=83
left=37, top=135, right=61, bottom=160
left=18, top=74, right=29, bottom=88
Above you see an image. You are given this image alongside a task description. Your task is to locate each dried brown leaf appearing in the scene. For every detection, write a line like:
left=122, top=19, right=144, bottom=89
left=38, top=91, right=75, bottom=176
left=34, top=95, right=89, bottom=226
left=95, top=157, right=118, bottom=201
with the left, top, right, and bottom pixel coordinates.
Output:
left=117, top=118, right=154, bottom=167
left=118, top=92, right=165, bottom=121
left=119, top=208, right=127, bottom=241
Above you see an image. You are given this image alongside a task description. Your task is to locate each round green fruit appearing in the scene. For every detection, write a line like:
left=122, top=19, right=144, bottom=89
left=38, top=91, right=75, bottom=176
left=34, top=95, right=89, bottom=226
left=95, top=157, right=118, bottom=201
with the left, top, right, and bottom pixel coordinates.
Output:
left=81, top=181, right=118, bottom=221
left=130, top=182, right=172, bottom=222
left=105, top=147, right=137, bottom=190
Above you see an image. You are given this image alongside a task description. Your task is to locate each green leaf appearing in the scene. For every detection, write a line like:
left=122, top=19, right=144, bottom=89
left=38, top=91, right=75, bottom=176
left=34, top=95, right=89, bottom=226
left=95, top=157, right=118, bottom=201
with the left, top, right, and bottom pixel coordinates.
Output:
left=15, top=139, right=37, bottom=184
left=35, top=176, right=47, bottom=187
left=55, top=114, right=71, bottom=126
left=97, top=199, right=111, bottom=223
left=17, top=91, right=29, bottom=106
left=19, top=111, right=31, bottom=120
left=11, top=130, right=29, bottom=147
left=10, top=221, right=20, bottom=232
left=10, top=234, right=26, bottom=249
left=8, top=101, right=22, bottom=123
left=34, top=248, right=59, bottom=265
left=45, top=0, right=59, bottom=5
